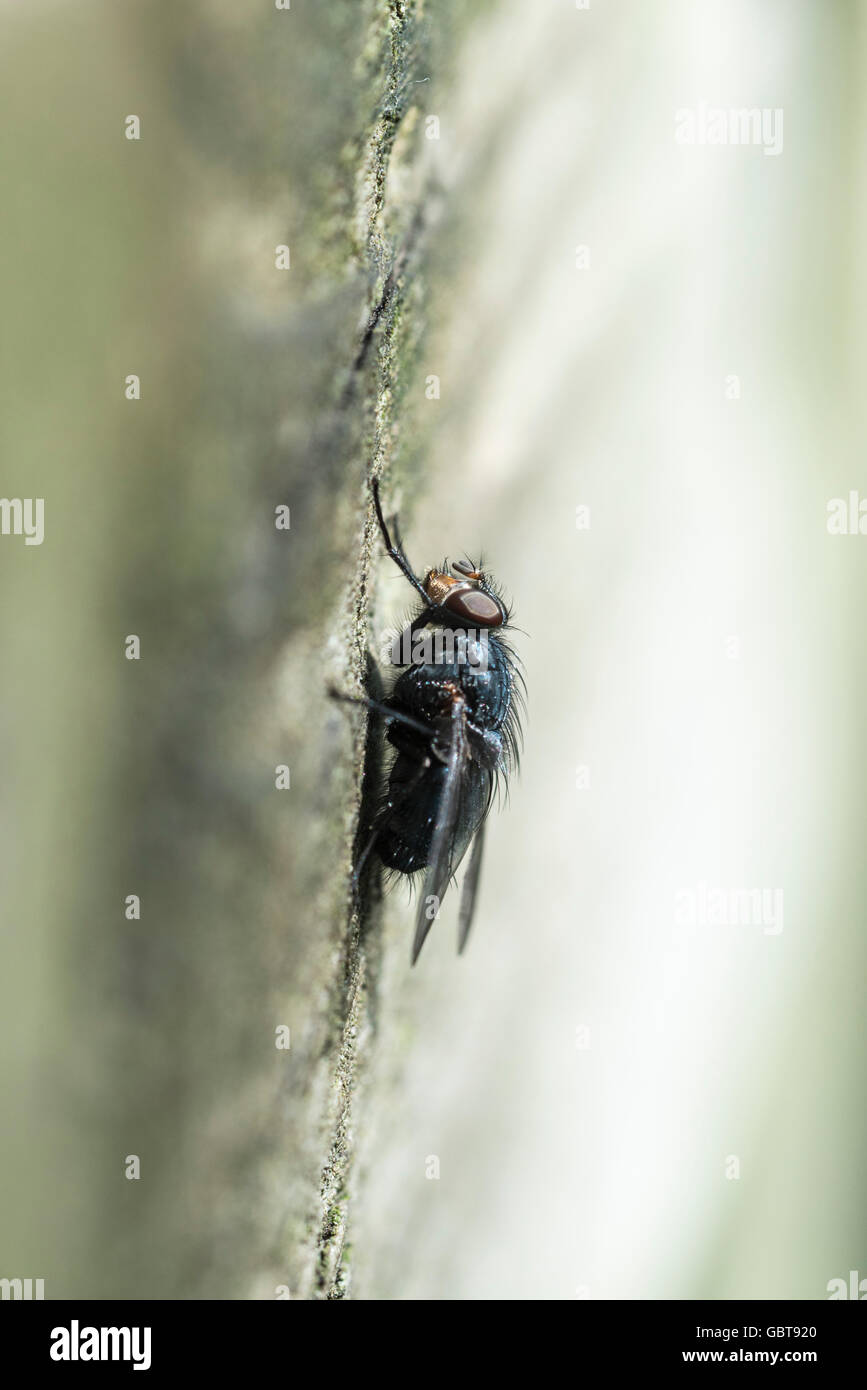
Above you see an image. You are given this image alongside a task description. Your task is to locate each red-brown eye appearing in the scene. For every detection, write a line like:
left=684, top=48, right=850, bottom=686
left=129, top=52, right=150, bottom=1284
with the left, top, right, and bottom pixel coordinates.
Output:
left=443, top=587, right=504, bottom=627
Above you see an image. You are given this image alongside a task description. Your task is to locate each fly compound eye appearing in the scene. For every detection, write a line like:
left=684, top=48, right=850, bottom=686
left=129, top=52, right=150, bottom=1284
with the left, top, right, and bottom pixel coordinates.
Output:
left=443, top=585, right=504, bottom=627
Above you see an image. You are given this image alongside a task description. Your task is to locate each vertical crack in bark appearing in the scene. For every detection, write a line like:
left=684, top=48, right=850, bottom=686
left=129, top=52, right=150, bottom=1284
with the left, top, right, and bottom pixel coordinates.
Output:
left=307, top=0, right=431, bottom=1300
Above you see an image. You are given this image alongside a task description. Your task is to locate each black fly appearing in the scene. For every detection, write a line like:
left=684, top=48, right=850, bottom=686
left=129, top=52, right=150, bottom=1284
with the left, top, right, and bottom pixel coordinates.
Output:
left=332, top=479, right=523, bottom=964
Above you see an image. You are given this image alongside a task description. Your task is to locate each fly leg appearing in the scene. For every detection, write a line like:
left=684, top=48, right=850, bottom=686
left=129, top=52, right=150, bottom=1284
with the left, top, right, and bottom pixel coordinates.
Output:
left=328, top=686, right=431, bottom=739
left=371, top=478, right=432, bottom=606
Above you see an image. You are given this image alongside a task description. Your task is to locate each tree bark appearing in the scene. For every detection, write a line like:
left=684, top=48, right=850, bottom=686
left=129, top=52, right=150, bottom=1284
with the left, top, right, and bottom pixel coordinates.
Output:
left=0, top=0, right=464, bottom=1300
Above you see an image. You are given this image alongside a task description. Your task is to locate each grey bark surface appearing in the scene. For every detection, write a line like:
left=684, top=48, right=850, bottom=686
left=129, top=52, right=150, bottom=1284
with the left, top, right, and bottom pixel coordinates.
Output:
left=0, top=0, right=475, bottom=1301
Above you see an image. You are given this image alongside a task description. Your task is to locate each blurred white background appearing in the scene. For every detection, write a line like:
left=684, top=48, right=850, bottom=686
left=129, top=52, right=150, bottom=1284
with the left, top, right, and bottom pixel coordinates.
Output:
left=353, top=0, right=867, bottom=1299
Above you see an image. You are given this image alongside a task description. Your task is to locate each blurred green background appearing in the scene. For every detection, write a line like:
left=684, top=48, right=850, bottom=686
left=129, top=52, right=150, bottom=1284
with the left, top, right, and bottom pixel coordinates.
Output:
left=0, top=0, right=864, bottom=1300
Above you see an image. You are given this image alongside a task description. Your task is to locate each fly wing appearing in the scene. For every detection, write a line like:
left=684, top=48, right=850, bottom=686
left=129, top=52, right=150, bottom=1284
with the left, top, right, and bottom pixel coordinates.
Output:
left=411, top=700, right=468, bottom=965
left=457, top=820, right=485, bottom=955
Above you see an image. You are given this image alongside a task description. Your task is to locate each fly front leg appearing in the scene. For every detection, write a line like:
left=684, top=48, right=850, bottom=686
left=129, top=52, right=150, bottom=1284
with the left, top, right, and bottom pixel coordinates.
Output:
left=371, top=477, right=432, bottom=606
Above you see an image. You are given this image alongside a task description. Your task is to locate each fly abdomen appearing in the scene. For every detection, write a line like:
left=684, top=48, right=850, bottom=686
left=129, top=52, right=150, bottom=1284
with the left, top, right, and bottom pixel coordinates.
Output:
left=377, top=751, right=446, bottom=873
left=377, top=747, right=492, bottom=877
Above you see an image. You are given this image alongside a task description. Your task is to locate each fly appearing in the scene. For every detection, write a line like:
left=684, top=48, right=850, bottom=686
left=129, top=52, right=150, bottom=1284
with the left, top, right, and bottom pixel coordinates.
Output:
left=332, top=479, right=524, bottom=963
